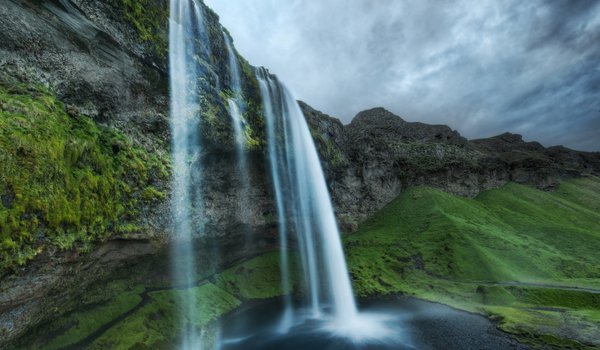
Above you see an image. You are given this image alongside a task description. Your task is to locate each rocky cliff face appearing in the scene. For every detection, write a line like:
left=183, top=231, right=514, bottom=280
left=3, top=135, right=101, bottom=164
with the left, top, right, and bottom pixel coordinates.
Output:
left=302, top=104, right=600, bottom=229
left=0, top=0, right=266, bottom=344
left=1, top=0, right=599, bottom=346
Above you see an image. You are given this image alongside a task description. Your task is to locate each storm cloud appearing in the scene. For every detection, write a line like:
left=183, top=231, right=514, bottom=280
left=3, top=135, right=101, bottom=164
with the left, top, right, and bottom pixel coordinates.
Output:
left=204, top=0, right=600, bottom=151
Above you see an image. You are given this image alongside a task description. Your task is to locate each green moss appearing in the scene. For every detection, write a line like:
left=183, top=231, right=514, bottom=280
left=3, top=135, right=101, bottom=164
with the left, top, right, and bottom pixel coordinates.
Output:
left=238, top=57, right=267, bottom=150
left=142, top=186, right=167, bottom=201
left=309, top=128, right=348, bottom=168
left=215, top=252, right=298, bottom=299
left=220, top=89, right=264, bottom=151
left=87, top=283, right=240, bottom=350
left=108, top=0, right=169, bottom=58
left=0, top=82, right=169, bottom=273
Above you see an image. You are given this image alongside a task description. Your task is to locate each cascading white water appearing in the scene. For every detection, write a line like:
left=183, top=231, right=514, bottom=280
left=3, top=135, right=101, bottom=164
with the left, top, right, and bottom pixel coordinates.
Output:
left=223, top=31, right=252, bottom=228
left=256, top=68, right=359, bottom=330
left=169, top=0, right=209, bottom=348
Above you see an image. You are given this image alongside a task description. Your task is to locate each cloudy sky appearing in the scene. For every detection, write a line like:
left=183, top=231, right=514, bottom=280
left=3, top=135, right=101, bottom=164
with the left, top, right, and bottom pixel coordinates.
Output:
left=204, top=0, right=600, bottom=151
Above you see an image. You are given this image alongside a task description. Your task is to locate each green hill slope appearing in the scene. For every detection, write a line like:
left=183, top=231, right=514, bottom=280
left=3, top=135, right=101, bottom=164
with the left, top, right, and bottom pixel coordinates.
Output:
left=346, top=177, right=600, bottom=348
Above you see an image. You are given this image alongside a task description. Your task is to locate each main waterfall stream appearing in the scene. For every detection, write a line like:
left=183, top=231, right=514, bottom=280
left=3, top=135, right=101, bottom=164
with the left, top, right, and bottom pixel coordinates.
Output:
left=256, top=68, right=359, bottom=328
left=253, top=68, right=399, bottom=345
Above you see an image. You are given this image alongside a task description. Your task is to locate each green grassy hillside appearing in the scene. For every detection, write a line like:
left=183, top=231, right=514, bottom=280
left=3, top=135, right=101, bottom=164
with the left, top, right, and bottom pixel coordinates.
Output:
left=346, top=177, right=600, bottom=348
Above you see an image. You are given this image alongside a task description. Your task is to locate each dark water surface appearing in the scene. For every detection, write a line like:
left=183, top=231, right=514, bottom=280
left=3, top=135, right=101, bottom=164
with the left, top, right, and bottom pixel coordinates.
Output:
left=221, top=297, right=530, bottom=350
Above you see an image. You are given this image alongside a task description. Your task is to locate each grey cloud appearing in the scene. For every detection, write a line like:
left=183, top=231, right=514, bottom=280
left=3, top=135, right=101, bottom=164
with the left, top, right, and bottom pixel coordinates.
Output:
left=205, top=0, right=600, bottom=151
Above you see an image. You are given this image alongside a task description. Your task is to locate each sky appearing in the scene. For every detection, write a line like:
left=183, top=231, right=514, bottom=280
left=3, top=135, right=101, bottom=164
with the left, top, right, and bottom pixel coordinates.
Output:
left=204, top=0, right=600, bottom=151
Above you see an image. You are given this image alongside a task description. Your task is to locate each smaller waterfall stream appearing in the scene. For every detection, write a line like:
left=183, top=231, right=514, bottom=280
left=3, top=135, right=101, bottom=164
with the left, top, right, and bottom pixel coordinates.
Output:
left=223, top=31, right=246, bottom=155
left=223, top=31, right=252, bottom=232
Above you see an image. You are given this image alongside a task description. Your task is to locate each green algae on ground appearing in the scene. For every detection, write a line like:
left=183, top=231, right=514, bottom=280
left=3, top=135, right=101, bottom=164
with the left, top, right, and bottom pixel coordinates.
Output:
left=86, top=283, right=240, bottom=350
left=215, top=252, right=299, bottom=300
left=0, top=82, right=169, bottom=273
left=21, top=291, right=143, bottom=350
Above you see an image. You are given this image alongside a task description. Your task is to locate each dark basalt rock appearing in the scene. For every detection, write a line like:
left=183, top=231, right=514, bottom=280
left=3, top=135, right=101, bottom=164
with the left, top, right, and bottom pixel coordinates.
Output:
left=346, top=107, right=467, bottom=146
left=301, top=105, right=600, bottom=227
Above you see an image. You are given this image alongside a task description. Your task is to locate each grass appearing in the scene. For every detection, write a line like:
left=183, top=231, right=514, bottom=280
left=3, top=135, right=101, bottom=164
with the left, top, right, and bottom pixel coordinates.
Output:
left=0, top=80, right=169, bottom=273
left=345, top=177, right=600, bottom=348
left=346, top=179, right=600, bottom=285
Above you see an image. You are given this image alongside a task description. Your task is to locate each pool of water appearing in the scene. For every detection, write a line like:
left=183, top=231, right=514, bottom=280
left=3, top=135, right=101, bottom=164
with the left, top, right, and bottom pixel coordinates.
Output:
left=220, top=296, right=530, bottom=350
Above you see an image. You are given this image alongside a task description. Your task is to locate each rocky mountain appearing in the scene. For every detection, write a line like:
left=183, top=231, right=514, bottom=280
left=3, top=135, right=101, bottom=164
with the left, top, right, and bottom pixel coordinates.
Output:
left=1, top=0, right=599, bottom=346
left=303, top=104, right=600, bottom=229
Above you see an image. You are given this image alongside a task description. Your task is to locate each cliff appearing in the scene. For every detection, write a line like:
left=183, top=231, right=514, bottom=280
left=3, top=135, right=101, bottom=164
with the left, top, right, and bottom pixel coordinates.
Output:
left=302, top=103, right=600, bottom=229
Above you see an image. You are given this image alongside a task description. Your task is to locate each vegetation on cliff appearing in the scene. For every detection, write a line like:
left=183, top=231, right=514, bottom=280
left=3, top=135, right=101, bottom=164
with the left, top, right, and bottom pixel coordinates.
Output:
left=0, top=80, right=169, bottom=274
left=108, top=0, right=169, bottom=57
left=105, top=0, right=267, bottom=152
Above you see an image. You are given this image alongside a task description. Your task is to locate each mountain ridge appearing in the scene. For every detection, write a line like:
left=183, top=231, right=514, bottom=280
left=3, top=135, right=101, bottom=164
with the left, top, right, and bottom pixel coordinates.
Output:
left=301, top=102, right=600, bottom=231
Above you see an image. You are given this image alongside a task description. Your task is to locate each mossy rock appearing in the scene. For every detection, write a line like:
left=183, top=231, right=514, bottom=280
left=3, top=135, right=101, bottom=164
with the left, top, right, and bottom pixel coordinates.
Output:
left=106, top=0, right=169, bottom=60
left=0, top=80, right=169, bottom=273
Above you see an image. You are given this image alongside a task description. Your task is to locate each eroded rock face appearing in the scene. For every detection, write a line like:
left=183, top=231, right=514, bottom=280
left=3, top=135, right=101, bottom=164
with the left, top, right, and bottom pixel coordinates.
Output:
left=0, top=239, right=159, bottom=344
left=0, top=0, right=170, bottom=144
left=300, top=105, right=600, bottom=228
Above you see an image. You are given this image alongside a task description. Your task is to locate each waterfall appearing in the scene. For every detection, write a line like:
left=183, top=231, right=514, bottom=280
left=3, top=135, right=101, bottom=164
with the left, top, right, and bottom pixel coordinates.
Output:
left=256, top=68, right=359, bottom=329
left=223, top=31, right=252, bottom=231
left=169, top=0, right=209, bottom=348
left=223, top=31, right=245, bottom=149
left=168, top=0, right=383, bottom=344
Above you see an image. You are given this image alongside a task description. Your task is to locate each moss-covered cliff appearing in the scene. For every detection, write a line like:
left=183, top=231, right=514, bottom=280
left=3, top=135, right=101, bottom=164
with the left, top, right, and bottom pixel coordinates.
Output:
left=0, top=78, right=169, bottom=273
